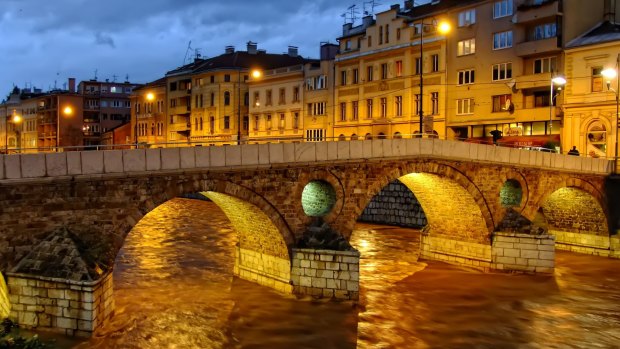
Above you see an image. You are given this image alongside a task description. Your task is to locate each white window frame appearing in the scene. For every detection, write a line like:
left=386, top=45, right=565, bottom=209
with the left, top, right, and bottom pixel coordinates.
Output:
left=534, top=57, right=557, bottom=74
left=457, top=38, right=476, bottom=56
left=493, top=0, right=513, bottom=19
left=458, top=9, right=476, bottom=27
left=492, top=62, right=512, bottom=81
left=456, top=98, right=475, bottom=115
left=458, top=69, right=475, bottom=85
left=493, top=31, right=513, bottom=50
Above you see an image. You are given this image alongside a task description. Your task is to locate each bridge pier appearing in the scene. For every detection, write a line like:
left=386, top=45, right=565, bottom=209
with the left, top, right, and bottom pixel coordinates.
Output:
left=6, top=272, right=114, bottom=337
left=420, top=230, right=555, bottom=273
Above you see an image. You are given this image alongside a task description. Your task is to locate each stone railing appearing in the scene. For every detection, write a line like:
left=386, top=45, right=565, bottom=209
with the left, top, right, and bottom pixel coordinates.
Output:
left=0, top=139, right=610, bottom=181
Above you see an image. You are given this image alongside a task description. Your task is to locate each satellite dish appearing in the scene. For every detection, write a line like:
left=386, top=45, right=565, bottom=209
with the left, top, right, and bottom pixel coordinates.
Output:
left=506, top=79, right=518, bottom=93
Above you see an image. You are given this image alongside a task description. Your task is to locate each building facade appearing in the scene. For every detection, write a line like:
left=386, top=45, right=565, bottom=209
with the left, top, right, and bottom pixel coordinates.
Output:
left=131, top=78, right=168, bottom=147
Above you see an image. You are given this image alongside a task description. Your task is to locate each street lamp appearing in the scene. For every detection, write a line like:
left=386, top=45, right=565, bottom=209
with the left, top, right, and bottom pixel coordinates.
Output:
left=549, top=76, right=566, bottom=147
left=5, top=111, right=22, bottom=154
left=603, top=57, right=620, bottom=173
left=238, top=69, right=262, bottom=145
left=417, top=19, right=450, bottom=136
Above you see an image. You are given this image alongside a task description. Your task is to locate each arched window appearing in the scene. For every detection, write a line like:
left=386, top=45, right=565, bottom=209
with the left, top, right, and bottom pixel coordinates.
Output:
left=224, top=91, right=230, bottom=106
left=210, top=92, right=215, bottom=106
left=210, top=116, right=215, bottom=134
left=365, top=133, right=373, bottom=140
left=200, top=117, right=203, bottom=131
left=244, top=92, right=249, bottom=106
left=378, top=132, right=386, bottom=139
left=351, top=134, right=359, bottom=140
left=586, top=121, right=607, bottom=157
left=393, top=132, right=402, bottom=139
left=338, top=134, right=346, bottom=141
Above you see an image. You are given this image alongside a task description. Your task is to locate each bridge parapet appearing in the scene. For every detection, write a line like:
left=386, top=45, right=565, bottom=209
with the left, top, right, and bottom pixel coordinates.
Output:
left=0, top=140, right=611, bottom=181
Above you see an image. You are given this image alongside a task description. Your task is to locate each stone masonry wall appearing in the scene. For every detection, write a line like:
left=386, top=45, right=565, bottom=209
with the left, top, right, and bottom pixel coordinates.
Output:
left=552, top=230, right=611, bottom=256
left=359, top=179, right=426, bottom=228
left=420, top=230, right=493, bottom=270
left=291, top=248, right=359, bottom=300
left=491, top=232, right=555, bottom=273
left=7, top=272, right=114, bottom=337
left=542, top=188, right=608, bottom=236
left=0, top=273, right=9, bottom=319
left=234, top=246, right=292, bottom=294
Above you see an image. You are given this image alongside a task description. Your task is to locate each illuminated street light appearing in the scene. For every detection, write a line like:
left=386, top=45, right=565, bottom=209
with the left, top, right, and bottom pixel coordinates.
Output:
left=549, top=76, right=566, bottom=149
left=603, top=58, right=619, bottom=173
left=252, top=69, right=262, bottom=79
left=63, top=106, right=73, bottom=116
left=5, top=110, right=22, bottom=154
left=238, top=69, right=262, bottom=145
left=146, top=92, right=155, bottom=101
left=418, top=19, right=451, bottom=136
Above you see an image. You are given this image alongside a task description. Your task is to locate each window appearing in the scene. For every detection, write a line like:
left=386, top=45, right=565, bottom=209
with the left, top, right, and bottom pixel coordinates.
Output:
left=379, top=26, right=383, bottom=45
left=431, top=54, right=439, bottom=72
left=170, top=82, right=177, bottom=91
left=380, top=97, right=387, bottom=117
left=385, top=24, right=390, bottom=43
left=396, top=28, right=401, bottom=40
left=353, top=69, right=359, bottom=84
left=458, top=9, right=476, bottom=27
left=210, top=76, right=215, bottom=83
left=414, top=94, right=421, bottom=115
left=534, top=91, right=551, bottom=107
left=381, top=63, right=388, bottom=79
left=200, top=94, right=204, bottom=108
left=293, top=112, right=299, bottom=129
left=368, top=35, right=372, bottom=47
left=244, top=92, right=249, bottom=106
left=253, top=115, right=259, bottom=130
left=308, top=102, right=326, bottom=116
left=367, top=66, right=373, bottom=81
left=267, top=114, right=272, bottom=129
left=224, top=91, right=230, bottom=105
left=352, top=101, right=359, bottom=120
left=266, top=90, right=272, bottom=105
left=532, top=22, right=556, bottom=40
left=316, top=75, right=327, bottom=89
left=224, top=115, right=230, bottom=129
left=458, top=69, right=475, bottom=85
left=493, top=31, right=513, bottom=50
left=209, top=117, right=215, bottom=133
left=431, top=92, right=439, bottom=115
left=492, top=94, right=512, bottom=112
left=457, top=98, right=474, bottom=115
left=492, top=62, right=512, bottom=81
left=493, top=0, right=513, bottom=18
left=395, top=96, right=402, bottom=117
left=395, top=61, right=403, bottom=77
left=195, top=95, right=199, bottom=108
left=340, top=102, right=347, bottom=121
left=210, top=93, right=214, bottom=106
left=224, top=74, right=231, bottom=82
left=200, top=117, right=203, bottom=131
left=293, top=86, right=299, bottom=102
left=253, top=92, right=259, bottom=106
left=366, top=99, right=373, bottom=118
left=195, top=118, right=199, bottom=130
left=592, top=67, right=604, bottom=92
left=341, top=70, right=347, bottom=85
left=457, top=38, right=476, bottom=56
left=534, top=57, right=557, bottom=74
left=415, top=57, right=422, bottom=75
left=243, top=115, right=249, bottom=131
left=279, top=88, right=285, bottom=104
left=279, top=113, right=285, bottom=129
left=306, top=129, right=325, bottom=142
left=345, top=40, right=351, bottom=51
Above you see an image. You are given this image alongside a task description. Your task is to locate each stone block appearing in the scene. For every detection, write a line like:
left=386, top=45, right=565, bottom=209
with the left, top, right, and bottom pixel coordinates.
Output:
left=225, top=146, right=242, bottom=166
left=319, top=254, right=333, bottom=262
left=334, top=290, right=350, bottom=299
left=300, top=260, right=310, bottom=268
left=304, top=268, right=316, bottom=277
left=521, top=250, right=539, bottom=259
left=326, top=279, right=340, bottom=289
left=322, top=289, right=334, bottom=298
left=362, top=140, right=372, bottom=158
left=122, top=149, right=146, bottom=172
left=503, top=248, right=520, bottom=258
left=241, top=144, right=259, bottom=166
left=21, top=154, right=46, bottom=178
left=160, top=148, right=180, bottom=170
left=57, top=317, right=77, bottom=330
left=145, top=149, right=161, bottom=171
left=317, top=270, right=334, bottom=279
left=312, top=277, right=326, bottom=288
left=539, top=251, right=555, bottom=260
left=420, top=139, right=433, bottom=155
left=346, top=280, right=359, bottom=292
left=326, top=262, right=340, bottom=270
left=392, top=138, right=407, bottom=156
left=179, top=147, right=196, bottom=169
left=327, top=142, right=338, bottom=161
left=405, top=138, right=420, bottom=156
left=496, top=256, right=516, bottom=265
left=337, top=141, right=350, bottom=160
left=19, top=312, right=38, bottom=327
left=316, top=142, right=328, bottom=161
left=337, top=271, right=350, bottom=280
left=299, top=276, right=312, bottom=287
left=350, top=272, right=359, bottom=281
left=195, top=146, right=210, bottom=167
left=48, top=289, right=65, bottom=299
left=103, top=150, right=124, bottom=173
left=268, top=143, right=283, bottom=163
left=5, top=155, right=21, bottom=179
left=295, top=142, right=316, bottom=162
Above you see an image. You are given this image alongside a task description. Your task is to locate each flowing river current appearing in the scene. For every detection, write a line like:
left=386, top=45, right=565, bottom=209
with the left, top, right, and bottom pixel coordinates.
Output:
left=41, top=198, right=620, bottom=348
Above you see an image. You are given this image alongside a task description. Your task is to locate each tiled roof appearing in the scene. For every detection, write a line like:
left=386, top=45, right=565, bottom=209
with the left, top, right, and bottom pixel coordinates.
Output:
left=566, top=21, right=620, bottom=48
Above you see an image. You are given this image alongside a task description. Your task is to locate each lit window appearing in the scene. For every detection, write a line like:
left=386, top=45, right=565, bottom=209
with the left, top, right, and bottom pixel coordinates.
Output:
left=457, top=38, right=476, bottom=56
left=493, top=0, right=513, bottom=18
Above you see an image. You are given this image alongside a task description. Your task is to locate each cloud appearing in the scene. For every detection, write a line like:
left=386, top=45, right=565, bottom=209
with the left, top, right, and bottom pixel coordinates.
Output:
left=95, top=32, right=115, bottom=48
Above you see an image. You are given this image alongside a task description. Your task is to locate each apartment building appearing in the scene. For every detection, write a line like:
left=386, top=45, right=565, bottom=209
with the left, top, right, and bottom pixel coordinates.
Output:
left=443, top=0, right=611, bottom=150
left=79, top=79, right=139, bottom=146
left=563, top=19, right=620, bottom=158
left=131, top=77, right=167, bottom=146
left=335, top=1, right=451, bottom=140
left=304, top=44, right=338, bottom=142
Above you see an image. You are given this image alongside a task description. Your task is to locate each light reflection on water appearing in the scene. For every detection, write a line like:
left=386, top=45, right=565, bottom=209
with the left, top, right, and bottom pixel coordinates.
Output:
left=41, top=199, right=620, bottom=348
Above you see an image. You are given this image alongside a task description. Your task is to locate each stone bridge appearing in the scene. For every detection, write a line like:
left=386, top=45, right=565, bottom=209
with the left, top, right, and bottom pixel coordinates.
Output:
left=0, top=139, right=616, bottom=336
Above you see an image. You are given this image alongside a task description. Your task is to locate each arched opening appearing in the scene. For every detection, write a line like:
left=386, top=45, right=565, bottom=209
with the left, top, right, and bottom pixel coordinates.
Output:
left=365, top=133, right=373, bottom=140
left=586, top=120, right=607, bottom=157
left=0, top=272, right=9, bottom=319
left=338, top=134, right=346, bottom=141
left=500, top=179, right=523, bottom=207
left=377, top=132, right=386, bottom=139
left=538, top=187, right=609, bottom=252
left=351, top=134, right=359, bottom=140
left=393, top=132, right=402, bottom=139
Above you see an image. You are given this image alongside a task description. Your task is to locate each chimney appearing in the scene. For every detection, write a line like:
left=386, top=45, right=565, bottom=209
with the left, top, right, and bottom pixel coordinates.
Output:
left=68, top=78, right=76, bottom=93
left=247, top=41, right=258, bottom=54
left=343, top=22, right=353, bottom=36
left=391, top=4, right=400, bottom=11
left=225, top=46, right=235, bottom=54
left=362, top=15, right=374, bottom=28
left=320, top=43, right=339, bottom=60
left=604, top=0, right=615, bottom=21
left=404, top=0, right=413, bottom=10
left=288, top=46, right=299, bottom=57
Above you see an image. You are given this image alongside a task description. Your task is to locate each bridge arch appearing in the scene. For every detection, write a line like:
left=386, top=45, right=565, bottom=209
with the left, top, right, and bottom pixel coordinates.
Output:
left=0, top=272, right=9, bottom=319
left=354, top=161, right=494, bottom=244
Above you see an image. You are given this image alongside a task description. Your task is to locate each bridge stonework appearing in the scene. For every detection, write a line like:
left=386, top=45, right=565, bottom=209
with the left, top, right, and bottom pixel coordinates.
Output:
left=0, top=139, right=613, bottom=335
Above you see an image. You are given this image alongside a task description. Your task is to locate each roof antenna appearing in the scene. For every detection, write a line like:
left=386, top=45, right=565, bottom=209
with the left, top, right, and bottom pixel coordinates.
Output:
left=183, top=40, right=193, bottom=65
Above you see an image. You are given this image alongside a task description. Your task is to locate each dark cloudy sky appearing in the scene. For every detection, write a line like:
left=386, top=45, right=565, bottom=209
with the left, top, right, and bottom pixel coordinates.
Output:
left=0, top=0, right=427, bottom=94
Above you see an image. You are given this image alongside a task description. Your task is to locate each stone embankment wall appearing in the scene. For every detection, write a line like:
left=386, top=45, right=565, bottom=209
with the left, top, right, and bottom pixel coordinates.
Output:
left=290, top=249, right=360, bottom=300
left=6, top=273, right=114, bottom=337
left=420, top=230, right=555, bottom=273
left=359, top=180, right=426, bottom=228
left=234, top=246, right=292, bottom=294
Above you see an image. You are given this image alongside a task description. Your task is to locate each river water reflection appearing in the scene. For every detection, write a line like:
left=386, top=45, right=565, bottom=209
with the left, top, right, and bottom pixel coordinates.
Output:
left=59, top=198, right=620, bottom=348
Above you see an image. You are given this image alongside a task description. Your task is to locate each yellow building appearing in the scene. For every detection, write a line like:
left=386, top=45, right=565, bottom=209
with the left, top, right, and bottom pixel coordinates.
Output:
left=303, top=45, right=338, bottom=142
left=131, top=77, right=167, bottom=147
left=335, top=2, right=450, bottom=140
left=563, top=21, right=620, bottom=159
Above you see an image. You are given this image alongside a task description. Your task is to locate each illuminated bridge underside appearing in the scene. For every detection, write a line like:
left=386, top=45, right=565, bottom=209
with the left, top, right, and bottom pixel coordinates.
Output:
left=398, top=173, right=494, bottom=266
left=201, top=191, right=292, bottom=293
left=0, top=273, right=9, bottom=319
left=542, top=187, right=611, bottom=255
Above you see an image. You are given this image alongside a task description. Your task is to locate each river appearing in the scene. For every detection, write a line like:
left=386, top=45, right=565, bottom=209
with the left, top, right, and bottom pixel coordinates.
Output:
left=45, top=198, right=620, bottom=348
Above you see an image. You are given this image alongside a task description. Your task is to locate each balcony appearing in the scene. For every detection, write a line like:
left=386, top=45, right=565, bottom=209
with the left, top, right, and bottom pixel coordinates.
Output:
left=515, top=0, right=559, bottom=24
left=37, top=132, right=57, bottom=138
left=515, top=72, right=552, bottom=90
left=515, top=37, right=560, bottom=57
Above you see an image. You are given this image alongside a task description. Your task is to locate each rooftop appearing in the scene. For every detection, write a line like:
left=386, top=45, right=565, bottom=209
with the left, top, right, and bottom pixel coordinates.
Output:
left=566, top=21, right=620, bottom=48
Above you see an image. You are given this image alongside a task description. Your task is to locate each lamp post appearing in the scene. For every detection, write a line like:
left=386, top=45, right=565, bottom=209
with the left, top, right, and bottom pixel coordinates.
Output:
left=418, top=19, right=450, bottom=136
left=238, top=69, right=262, bottom=145
left=602, top=57, right=620, bottom=173
left=549, top=76, right=566, bottom=147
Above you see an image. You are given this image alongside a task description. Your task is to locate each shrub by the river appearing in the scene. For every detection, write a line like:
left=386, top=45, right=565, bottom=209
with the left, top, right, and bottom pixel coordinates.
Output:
left=0, top=319, right=49, bottom=349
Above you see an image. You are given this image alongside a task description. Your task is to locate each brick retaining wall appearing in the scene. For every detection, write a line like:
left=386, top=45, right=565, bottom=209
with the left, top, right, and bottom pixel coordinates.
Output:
left=233, top=246, right=292, bottom=293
